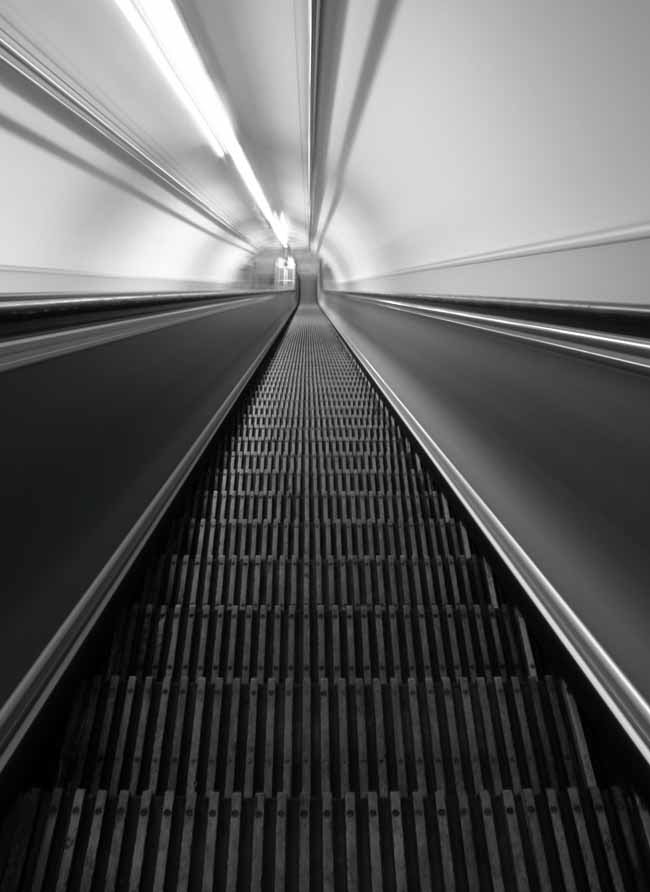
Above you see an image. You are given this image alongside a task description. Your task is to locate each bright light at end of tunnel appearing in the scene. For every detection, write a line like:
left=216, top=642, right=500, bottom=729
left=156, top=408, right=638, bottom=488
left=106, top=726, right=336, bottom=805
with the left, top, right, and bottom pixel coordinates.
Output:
left=114, top=0, right=288, bottom=246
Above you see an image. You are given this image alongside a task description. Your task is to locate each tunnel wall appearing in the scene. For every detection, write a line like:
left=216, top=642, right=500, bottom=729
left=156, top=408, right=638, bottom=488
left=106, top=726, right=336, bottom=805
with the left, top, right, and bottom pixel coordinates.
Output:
left=0, top=56, right=251, bottom=295
left=316, top=1, right=650, bottom=305
left=328, top=235, right=650, bottom=305
left=321, top=289, right=650, bottom=729
left=0, top=290, right=296, bottom=735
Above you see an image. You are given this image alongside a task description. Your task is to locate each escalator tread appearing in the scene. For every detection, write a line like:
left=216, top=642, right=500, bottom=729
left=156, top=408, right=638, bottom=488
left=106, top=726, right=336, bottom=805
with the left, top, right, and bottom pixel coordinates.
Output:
left=2, top=787, right=649, bottom=891
left=0, top=305, right=648, bottom=889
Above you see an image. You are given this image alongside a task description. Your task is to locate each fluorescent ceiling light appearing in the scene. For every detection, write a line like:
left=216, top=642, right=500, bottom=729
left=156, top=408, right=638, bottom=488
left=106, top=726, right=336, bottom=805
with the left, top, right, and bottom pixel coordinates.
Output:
left=114, top=0, right=289, bottom=247
left=275, top=212, right=290, bottom=249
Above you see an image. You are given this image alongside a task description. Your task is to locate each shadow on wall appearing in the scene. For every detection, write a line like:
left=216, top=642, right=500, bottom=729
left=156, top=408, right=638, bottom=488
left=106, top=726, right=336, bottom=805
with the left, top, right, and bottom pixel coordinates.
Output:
left=314, top=0, right=401, bottom=250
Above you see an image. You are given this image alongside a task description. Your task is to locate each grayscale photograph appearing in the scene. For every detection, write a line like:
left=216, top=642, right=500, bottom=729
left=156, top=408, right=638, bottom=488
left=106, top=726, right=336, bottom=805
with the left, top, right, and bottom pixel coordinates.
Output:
left=0, top=1, right=648, bottom=888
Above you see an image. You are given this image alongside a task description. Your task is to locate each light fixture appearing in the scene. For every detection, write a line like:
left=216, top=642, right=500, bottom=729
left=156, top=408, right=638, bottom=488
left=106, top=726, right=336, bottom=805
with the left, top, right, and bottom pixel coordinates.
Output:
left=274, top=212, right=290, bottom=249
left=114, top=0, right=289, bottom=247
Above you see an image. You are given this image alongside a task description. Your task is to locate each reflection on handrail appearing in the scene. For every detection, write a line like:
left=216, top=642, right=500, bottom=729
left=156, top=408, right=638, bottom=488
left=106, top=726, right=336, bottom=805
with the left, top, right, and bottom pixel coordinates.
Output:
left=0, top=290, right=294, bottom=372
left=0, top=286, right=293, bottom=313
left=322, top=295, right=650, bottom=766
left=329, top=287, right=650, bottom=316
left=332, top=290, right=650, bottom=372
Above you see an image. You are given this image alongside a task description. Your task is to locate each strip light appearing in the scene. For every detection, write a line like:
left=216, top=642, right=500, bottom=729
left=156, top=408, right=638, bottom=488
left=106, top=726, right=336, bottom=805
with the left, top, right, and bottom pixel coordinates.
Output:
left=114, top=0, right=289, bottom=247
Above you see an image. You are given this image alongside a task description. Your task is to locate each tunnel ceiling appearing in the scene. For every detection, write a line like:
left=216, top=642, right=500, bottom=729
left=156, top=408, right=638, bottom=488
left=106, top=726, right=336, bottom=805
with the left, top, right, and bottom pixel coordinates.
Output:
left=1, top=1, right=650, bottom=292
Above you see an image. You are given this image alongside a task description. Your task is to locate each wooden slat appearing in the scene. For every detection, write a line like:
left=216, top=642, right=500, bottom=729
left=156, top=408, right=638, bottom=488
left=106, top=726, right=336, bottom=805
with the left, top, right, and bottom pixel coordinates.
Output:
left=501, top=790, right=530, bottom=892
left=520, top=789, right=552, bottom=891
left=127, top=790, right=151, bottom=892
left=205, top=678, right=224, bottom=792
left=223, top=680, right=241, bottom=796
left=589, top=788, right=626, bottom=892
left=224, top=794, right=241, bottom=892
left=545, top=789, right=577, bottom=891
left=201, top=793, right=219, bottom=892
left=249, top=794, right=265, bottom=892
left=298, top=795, right=311, bottom=892
left=176, top=792, right=196, bottom=892
left=108, top=677, right=136, bottom=796
left=390, top=792, right=407, bottom=892
left=457, top=790, right=480, bottom=892
left=152, top=790, right=175, bottom=890
left=274, top=794, right=287, bottom=892
left=367, top=792, right=383, bottom=892
left=148, top=680, right=171, bottom=792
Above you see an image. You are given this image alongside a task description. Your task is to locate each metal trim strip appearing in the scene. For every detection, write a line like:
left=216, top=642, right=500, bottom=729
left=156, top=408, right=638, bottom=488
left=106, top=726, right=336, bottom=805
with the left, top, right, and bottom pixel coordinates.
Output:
left=321, top=296, right=650, bottom=766
left=0, top=292, right=278, bottom=373
left=0, top=300, right=295, bottom=775
left=333, top=291, right=650, bottom=372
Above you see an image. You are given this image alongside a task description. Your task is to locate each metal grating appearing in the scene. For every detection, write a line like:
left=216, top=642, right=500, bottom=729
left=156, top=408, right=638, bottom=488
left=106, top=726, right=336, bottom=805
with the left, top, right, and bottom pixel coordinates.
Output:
left=1, top=306, right=649, bottom=889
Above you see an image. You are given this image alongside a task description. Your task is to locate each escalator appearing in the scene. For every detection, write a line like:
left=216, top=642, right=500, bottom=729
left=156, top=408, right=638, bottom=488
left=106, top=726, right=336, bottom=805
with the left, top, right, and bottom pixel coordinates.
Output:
left=0, top=304, right=648, bottom=889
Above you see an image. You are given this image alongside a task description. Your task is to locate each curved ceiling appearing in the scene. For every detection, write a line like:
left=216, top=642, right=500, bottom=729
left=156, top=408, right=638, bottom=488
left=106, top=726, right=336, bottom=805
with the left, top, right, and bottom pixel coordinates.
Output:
left=0, top=0, right=310, bottom=290
left=1, top=1, right=649, bottom=297
left=312, top=0, right=650, bottom=291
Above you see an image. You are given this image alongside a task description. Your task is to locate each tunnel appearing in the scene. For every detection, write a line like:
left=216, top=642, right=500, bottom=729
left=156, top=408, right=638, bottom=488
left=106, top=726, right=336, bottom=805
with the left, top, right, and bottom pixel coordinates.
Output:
left=0, top=2, right=650, bottom=889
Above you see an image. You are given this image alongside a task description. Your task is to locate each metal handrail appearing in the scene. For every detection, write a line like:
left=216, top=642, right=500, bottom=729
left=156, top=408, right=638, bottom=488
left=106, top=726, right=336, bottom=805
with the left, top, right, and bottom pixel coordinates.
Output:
left=323, top=285, right=650, bottom=317
left=323, top=288, right=650, bottom=365
left=0, top=286, right=292, bottom=314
